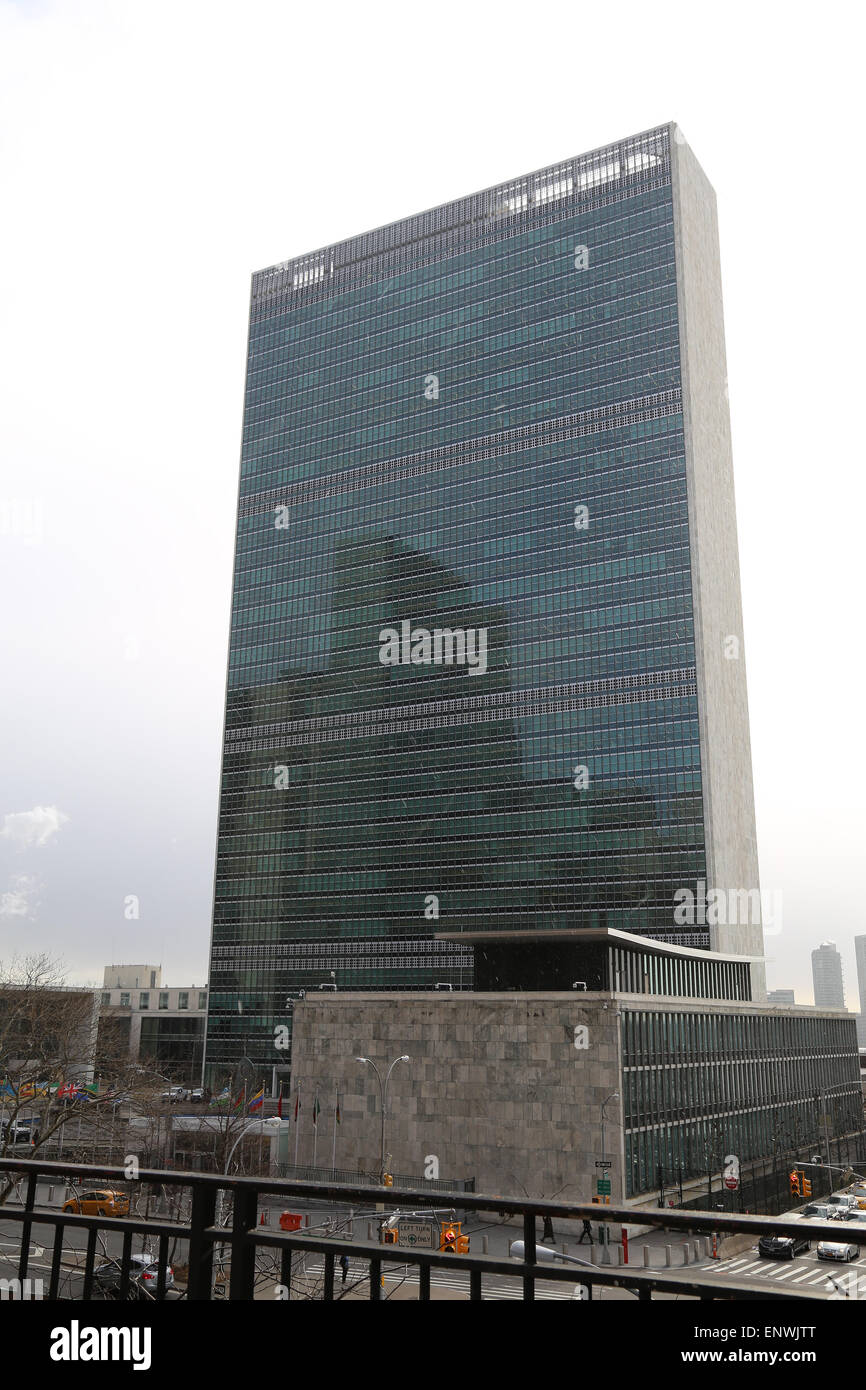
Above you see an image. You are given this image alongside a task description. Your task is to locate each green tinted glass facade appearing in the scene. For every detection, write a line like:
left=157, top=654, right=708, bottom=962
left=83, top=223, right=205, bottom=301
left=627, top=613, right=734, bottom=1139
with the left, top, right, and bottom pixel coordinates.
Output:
left=207, top=126, right=709, bottom=1069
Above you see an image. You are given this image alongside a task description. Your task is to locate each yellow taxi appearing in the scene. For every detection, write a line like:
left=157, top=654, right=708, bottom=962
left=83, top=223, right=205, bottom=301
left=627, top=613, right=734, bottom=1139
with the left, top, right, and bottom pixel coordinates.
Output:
left=61, top=1188, right=130, bottom=1217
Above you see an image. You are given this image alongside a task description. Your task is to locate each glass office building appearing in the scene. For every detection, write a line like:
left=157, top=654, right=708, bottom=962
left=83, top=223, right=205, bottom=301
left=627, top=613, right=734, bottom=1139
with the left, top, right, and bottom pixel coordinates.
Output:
left=206, top=125, right=763, bottom=1072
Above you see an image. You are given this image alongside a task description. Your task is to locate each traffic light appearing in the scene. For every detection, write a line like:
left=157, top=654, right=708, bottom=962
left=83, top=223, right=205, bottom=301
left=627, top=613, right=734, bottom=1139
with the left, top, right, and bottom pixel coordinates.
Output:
left=382, top=1228, right=398, bottom=1245
left=789, top=1170, right=800, bottom=1197
left=802, top=1175, right=812, bottom=1199
left=440, top=1222, right=464, bottom=1253
left=591, top=1196, right=601, bottom=1205
left=383, top=1174, right=393, bottom=1187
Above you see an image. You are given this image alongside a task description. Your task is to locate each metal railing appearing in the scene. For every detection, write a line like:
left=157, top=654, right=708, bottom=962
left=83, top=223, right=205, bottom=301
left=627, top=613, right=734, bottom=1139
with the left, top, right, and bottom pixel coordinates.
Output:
left=2, top=1156, right=863, bottom=1302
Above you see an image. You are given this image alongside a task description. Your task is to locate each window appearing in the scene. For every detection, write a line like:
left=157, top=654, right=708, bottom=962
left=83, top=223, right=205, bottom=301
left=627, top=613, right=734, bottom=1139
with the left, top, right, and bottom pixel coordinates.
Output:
left=178, top=992, right=189, bottom=1010
left=120, top=993, right=130, bottom=1007
left=139, top=992, right=149, bottom=1010
left=159, top=993, right=169, bottom=1010
left=101, top=992, right=110, bottom=1005
left=198, top=992, right=207, bottom=1011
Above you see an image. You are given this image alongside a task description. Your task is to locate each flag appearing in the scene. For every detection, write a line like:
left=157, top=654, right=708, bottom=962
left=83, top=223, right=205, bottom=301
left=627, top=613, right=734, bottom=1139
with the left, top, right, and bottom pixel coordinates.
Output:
left=248, top=1087, right=264, bottom=1112
left=312, top=1093, right=320, bottom=1127
left=293, top=1092, right=300, bottom=1122
left=232, top=1087, right=246, bottom=1114
left=335, top=1092, right=341, bottom=1125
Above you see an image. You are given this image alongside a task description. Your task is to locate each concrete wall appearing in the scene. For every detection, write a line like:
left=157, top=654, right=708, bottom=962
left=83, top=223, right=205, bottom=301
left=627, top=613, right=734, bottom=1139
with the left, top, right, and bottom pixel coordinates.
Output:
left=290, top=993, right=622, bottom=1202
left=670, top=125, right=765, bottom=996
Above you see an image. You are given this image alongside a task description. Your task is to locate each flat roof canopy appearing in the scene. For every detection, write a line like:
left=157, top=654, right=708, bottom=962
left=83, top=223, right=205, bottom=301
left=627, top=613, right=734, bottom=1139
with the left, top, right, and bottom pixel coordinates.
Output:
left=434, top=925, right=764, bottom=965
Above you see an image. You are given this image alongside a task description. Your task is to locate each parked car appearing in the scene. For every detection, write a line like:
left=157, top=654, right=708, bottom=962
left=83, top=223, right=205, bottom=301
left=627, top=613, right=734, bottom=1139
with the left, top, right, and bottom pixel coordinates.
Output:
left=826, top=1195, right=860, bottom=1211
left=189, top=1088, right=205, bottom=1103
left=758, top=1233, right=810, bottom=1259
left=817, top=1239, right=859, bottom=1262
left=800, top=1204, right=833, bottom=1219
left=62, top=1188, right=130, bottom=1217
left=827, top=1208, right=866, bottom=1223
left=94, top=1253, right=174, bottom=1299
left=160, top=1086, right=188, bottom=1103
left=0, top=1121, right=35, bottom=1145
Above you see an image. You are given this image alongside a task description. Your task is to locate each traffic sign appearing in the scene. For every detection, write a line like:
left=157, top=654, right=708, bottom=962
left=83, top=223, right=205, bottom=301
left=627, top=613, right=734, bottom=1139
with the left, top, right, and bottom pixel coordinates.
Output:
left=596, top=1178, right=611, bottom=1195
left=397, top=1220, right=436, bottom=1249
left=595, top=1160, right=612, bottom=1169
left=724, top=1176, right=738, bottom=1191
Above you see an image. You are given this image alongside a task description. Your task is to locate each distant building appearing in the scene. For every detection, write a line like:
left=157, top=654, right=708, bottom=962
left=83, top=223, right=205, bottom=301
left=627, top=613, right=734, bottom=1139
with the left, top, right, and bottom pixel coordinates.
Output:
left=855, top=936, right=866, bottom=1047
left=767, top=989, right=796, bottom=1005
left=103, top=964, right=161, bottom=990
left=98, top=970, right=208, bottom=1086
left=812, top=941, right=845, bottom=1010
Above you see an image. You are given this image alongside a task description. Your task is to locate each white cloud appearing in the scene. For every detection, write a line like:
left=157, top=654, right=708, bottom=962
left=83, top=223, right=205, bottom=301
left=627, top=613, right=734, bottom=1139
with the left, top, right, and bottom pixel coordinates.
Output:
left=0, top=874, right=40, bottom=919
left=0, top=805, right=70, bottom=850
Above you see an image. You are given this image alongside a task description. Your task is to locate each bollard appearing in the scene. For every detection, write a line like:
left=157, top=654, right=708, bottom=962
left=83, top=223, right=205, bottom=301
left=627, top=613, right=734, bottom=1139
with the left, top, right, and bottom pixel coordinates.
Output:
left=693, top=1240, right=700, bottom=1263
left=47, top=1185, right=54, bottom=1202
left=665, top=1245, right=672, bottom=1267
left=617, top=1245, right=624, bottom=1266
left=643, top=1246, right=651, bottom=1268
left=682, top=1242, right=690, bottom=1265
left=482, top=1235, right=489, bottom=1255
left=591, top=1244, right=599, bottom=1265
left=367, top=1222, right=374, bottom=1241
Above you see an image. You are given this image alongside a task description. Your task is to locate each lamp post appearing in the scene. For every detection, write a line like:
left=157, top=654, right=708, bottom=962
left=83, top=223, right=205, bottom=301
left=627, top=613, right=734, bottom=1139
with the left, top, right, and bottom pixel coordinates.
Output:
left=355, top=1055, right=410, bottom=1183
left=599, top=1092, right=619, bottom=1264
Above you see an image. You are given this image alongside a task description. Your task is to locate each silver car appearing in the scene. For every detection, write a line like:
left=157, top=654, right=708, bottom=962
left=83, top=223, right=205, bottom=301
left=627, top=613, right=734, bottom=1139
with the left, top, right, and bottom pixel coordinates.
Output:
left=816, top=1239, right=859, bottom=1262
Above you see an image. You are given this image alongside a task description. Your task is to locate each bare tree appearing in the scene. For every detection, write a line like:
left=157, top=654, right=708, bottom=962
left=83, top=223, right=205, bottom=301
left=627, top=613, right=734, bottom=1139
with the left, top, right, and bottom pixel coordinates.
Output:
left=0, top=953, right=162, bottom=1203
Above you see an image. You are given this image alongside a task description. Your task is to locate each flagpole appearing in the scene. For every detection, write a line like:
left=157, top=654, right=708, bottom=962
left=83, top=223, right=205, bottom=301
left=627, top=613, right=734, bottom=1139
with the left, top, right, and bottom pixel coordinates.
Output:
left=312, top=1091, right=318, bottom=1170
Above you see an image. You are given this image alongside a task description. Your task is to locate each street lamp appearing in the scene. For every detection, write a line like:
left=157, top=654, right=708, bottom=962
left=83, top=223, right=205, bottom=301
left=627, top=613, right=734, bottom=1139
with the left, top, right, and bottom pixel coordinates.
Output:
left=599, top=1092, right=619, bottom=1265
left=356, top=1055, right=410, bottom=1183
left=600, top=1092, right=619, bottom=1171
left=216, top=1116, right=283, bottom=1250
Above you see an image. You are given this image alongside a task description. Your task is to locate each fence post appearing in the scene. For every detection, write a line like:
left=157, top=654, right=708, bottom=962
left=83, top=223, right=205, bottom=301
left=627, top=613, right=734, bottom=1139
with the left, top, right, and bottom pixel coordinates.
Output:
left=229, top=1185, right=258, bottom=1301
left=187, top=1182, right=217, bottom=1300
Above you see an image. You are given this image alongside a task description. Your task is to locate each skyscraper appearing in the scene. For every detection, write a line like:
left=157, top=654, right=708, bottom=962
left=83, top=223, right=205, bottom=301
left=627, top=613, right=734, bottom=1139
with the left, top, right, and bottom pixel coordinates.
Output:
left=205, top=123, right=764, bottom=1076
left=812, top=941, right=845, bottom=1010
left=854, top=934, right=866, bottom=1045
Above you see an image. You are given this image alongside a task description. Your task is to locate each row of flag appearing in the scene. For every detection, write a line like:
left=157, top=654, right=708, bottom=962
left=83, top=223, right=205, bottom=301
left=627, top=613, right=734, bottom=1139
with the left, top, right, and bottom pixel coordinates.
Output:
left=212, top=1084, right=341, bottom=1124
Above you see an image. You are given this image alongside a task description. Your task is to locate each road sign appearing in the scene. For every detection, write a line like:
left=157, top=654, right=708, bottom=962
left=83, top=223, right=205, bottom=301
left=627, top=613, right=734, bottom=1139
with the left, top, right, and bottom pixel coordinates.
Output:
left=396, top=1220, right=436, bottom=1249
left=724, top=1176, right=738, bottom=1191
left=596, top=1178, right=611, bottom=1195
left=595, top=1160, right=612, bottom=1169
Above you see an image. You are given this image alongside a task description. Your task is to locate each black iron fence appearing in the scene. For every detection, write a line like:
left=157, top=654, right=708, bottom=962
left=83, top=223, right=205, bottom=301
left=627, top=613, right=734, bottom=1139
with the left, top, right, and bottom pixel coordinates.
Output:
left=2, top=1155, right=864, bottom=1302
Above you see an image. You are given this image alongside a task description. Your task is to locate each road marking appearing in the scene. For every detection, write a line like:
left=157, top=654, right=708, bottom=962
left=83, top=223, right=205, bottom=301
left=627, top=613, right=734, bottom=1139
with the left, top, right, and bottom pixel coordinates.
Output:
left=768, top=1265, right=802, bottom=1281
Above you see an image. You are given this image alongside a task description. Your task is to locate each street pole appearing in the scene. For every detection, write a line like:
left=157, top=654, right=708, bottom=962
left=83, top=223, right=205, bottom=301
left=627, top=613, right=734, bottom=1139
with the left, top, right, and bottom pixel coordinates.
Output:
left=356, top=1055, right=410, bottom=1183
left=293, top=1081, right=301, bottom=1170
left=599, top=1092, right=619, bottom=1264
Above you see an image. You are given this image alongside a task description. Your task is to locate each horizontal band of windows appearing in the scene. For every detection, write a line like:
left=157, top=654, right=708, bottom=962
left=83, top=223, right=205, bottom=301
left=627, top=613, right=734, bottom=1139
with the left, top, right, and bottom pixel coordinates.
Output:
left=237, top=390, right=682, bottom=516
left=224, top=685, right=698, bottom=752
left=224, top=669, right=695, bottom=743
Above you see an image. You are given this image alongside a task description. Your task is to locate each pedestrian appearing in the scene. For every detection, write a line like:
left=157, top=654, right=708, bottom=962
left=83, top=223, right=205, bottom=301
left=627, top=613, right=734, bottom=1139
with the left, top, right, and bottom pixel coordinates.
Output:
left=541, top=1214, right=555, bottom=1243
left=578, top=1219, right=594, bottom=1245
left=340, top=1253, right=349, bottom=1284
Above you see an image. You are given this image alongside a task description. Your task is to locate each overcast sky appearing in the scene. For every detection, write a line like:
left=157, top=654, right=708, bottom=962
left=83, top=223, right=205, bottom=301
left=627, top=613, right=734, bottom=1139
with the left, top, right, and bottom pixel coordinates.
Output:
left=1, top=0, right=863, bottom=1005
